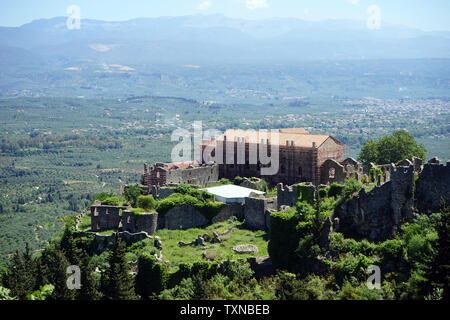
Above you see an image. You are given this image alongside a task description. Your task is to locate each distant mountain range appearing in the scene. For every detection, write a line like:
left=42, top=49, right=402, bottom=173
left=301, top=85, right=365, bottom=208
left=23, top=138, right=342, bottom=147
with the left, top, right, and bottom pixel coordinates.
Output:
left=1, top=14, right=450, bottom=69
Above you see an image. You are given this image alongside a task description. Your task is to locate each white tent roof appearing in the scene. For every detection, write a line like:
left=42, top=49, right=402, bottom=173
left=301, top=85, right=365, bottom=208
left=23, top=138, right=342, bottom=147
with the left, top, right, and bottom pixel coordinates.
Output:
left=203, top=184, right=265, bottom=199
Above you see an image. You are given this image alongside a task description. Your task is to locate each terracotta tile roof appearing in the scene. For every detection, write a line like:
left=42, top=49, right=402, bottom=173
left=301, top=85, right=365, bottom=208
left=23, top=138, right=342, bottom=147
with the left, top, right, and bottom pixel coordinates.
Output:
left=206, top=129, right=341, bottom=148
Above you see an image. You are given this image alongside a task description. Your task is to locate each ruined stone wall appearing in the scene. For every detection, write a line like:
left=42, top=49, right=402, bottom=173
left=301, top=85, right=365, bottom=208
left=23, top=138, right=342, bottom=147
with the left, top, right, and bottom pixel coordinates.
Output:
left=91, top=205, right=127, bottom=231
left=212, top=203, right=244, bottom=224
left=244, top=197, right=277, bottom=230
left=332, top=163, right=415, bottom=241
left=317, top=138, right=344, bottom=184
left=320, top=159, right=347, bottom=185
left=162, top=204, right=210, bottom=230
left=416, top=160, right=450, bottom=214
left=277, top=183, right=298, bottom=210
left=166, top=164, right=219, bottom=186
left=121, top=211, right=158, bottom=234
left=151, top=185, right=176, bottom=200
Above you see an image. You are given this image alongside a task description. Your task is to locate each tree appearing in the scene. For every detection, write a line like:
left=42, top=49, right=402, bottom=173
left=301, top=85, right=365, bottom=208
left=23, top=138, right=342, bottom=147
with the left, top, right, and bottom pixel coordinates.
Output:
left=2, top=243, right=38, bottom=299
left=103, top=235, right=137, bottom=300
left=39, top=244, right=75, bottom=300
left=135, top=252, right=169, bottom=299
left=358, top=130, right=426, bottom=165
left=123, top=185, right=142, bottom=208
left=433, top=205, right=450, bottom=300
left=77, top=253, right=101, bottom=300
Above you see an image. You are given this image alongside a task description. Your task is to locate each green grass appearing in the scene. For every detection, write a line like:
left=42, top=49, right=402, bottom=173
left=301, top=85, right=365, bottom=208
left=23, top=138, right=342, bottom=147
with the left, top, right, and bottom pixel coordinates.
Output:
left=152, top=219, right=269, bottom=271
left=96, top=229, right=116, bottom=236
left=78, top=215, right=91, bottom=232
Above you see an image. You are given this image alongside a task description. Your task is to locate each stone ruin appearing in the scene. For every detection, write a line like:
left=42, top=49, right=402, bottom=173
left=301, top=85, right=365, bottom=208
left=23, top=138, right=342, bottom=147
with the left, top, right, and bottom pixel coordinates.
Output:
left=90, top=203, right=129, bottom=232
left=415, top=158, right=450, bottom=214
left=87, top=156, right=448, bottom=245
left=121, top=210, right=158, bottom=234
left=332, top=158, right=450, bottom=241
left=333, top=162, right=415, bottom=241
left=243, top=197, right=277, bottom=231
left=233, top=244, right=259, bottom=254
left=320, top=157, right=362, bottom=185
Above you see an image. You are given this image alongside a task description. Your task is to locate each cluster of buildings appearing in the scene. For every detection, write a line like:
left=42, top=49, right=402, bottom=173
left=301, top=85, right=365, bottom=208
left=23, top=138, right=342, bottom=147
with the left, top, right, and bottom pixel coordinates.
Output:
left=141, top=128, right=354, bottom=188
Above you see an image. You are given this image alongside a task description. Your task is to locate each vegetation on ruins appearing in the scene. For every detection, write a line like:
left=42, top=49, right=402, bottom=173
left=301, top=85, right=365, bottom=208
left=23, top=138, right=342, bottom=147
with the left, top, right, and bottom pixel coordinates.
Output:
left=136, top=195, right=156, bottom=212
left=0, top=201, right=447, bottom=300
left=124, top=185, right=144, bottom=208
left=155, top=184, right=225, bottom=220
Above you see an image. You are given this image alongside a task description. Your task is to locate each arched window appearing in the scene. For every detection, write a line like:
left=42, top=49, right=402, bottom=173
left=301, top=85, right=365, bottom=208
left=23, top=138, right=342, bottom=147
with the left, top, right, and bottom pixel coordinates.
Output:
left=329, top=167, right=336, bottom=179
left=298, top=166, right=303, bottom=176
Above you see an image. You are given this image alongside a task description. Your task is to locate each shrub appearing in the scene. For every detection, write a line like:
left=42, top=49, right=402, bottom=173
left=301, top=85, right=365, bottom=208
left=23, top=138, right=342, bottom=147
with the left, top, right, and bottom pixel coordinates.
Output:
left=219, top=259, right=253, bottom=282
left=123, top=185, right=143, bottom=207
left=219, top=178, right=231, bottom=185
left=137, top=195, right=156, bottom=211
left=130, top=208, right=146, bottom=215
left=328, top=183, right=344, bottom=198
left=297, top=184, right=315, bottom=204
left=318, top=187, right=329, bottom=198
left=370, top=166, right=383, bottom=183
left=342, top=179, right=363, bottom=199
left=93, top=192, right=115, bottom=203
left=174, top=184, right=213, bottom=202
left=101, top=197, right=120, bottom=206
left=233, top=176, right=244, bottom=185
left=155, top=193, right=225, bottom=220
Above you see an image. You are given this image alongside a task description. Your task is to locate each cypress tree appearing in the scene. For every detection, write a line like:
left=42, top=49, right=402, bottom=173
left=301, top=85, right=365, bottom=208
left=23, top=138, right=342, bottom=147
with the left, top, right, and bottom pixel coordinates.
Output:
left=436, top=205, right=450, bottom=300
left=40, top=244, right=75, bottom=300
left=2, top=243, right=38, bottom=299
left=103, top=235, right=137, bottom=300
left=77, top=252, right=102, bottom=300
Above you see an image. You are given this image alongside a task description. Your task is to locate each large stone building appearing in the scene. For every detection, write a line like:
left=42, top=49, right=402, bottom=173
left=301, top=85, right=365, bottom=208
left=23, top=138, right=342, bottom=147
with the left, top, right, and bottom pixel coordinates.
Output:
left=202, top=128, right=346, bottom=185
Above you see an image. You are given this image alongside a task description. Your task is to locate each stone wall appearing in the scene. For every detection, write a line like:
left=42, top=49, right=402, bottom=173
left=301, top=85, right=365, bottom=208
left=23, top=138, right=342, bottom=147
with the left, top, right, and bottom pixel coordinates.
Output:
left=277, top=183, right=298, bottom=210
left=151, top=185, right=176, bottom=200
left=121, top=211, right=158, bottom=234
left=320, top=159, right=347, bottom=185
left=332, top=163, right=415, bottom=241
left=212, top=203, right=244, bottom=224
left=91, top=205, right=128, bottom=231
left=166, top=163, right=219, bottom=186
left=162, top=204, right=210, bottom=230
left=416, top=160, right=450, bottom=214
left=244, top=197, right=277, bottom=231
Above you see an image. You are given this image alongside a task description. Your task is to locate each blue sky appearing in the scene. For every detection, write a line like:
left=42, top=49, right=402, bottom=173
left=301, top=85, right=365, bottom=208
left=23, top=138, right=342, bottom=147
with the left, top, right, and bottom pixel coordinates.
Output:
left=1, top=0, right=449, bottom=31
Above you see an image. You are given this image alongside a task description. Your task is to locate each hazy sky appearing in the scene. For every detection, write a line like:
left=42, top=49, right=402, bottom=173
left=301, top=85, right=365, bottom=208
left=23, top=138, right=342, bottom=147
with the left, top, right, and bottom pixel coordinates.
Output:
left=1, top=0, right=449, bottom=31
